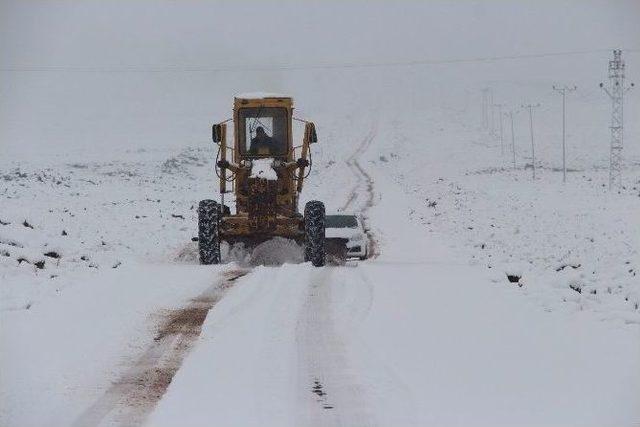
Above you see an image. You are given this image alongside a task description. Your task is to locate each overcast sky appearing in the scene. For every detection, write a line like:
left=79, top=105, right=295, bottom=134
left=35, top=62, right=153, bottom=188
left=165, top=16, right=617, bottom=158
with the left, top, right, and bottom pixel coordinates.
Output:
left=1, top=1, right=639, bottom=69
left=1, top=1, right=638, bottom=158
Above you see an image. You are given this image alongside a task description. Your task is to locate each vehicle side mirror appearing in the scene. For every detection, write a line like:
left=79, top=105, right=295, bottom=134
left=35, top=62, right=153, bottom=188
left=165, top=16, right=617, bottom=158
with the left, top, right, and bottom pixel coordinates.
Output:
left=306, top=122, right=318, bottom=143
left=212, top=124, right=223, bottom=144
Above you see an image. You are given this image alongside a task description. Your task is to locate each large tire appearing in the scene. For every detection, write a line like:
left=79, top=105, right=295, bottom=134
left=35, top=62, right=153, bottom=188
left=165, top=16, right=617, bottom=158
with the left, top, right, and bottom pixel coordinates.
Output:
left=304, top=201, right=325, bottom=267
left=198, top=199, right=221, bottom=265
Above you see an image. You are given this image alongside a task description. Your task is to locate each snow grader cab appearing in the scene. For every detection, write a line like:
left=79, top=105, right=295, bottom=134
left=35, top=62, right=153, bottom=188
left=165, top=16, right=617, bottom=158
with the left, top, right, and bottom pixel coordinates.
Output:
left=198, top=93, right=326, bottom=266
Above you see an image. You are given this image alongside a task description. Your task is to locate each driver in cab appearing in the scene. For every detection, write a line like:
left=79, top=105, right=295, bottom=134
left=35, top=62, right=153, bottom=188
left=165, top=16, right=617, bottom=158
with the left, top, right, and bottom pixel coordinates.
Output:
left=249, top=126, right=274, bottom=155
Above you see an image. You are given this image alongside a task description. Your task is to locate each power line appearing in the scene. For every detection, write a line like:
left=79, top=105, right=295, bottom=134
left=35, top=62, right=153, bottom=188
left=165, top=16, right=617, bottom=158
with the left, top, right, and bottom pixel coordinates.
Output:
left=2, top=48, right=638, bottom=73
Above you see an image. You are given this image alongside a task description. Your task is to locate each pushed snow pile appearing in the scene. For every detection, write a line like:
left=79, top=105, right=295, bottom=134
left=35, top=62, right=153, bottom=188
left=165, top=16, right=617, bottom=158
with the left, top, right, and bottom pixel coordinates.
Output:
left=177, top=237, right=304, bottom=266
left=224, top=237, right=303, bottom=267
left=249, top=237, right=303, bottom=265
left=250, top=158, right=278, bottom=180
left=174, top=242, right=199, bottom=264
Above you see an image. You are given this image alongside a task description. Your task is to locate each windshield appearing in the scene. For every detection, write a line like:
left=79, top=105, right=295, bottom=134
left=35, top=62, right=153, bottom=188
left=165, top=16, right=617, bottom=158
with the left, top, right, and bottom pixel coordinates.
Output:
left=326, top=215, right=358, bottom=228
left=238, top=107, right=288, bottom=157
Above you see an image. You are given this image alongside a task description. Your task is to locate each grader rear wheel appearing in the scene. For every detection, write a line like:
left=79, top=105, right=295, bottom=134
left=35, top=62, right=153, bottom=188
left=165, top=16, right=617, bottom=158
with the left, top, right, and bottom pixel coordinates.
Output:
left=198, top=199, right=221, bottom=265
left=304, top=201, right=326, bottom=267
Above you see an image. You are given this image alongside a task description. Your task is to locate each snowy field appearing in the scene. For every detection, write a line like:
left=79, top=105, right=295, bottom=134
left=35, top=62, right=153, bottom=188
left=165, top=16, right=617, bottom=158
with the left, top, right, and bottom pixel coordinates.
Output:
left=2, top=1, right=640, bottom=426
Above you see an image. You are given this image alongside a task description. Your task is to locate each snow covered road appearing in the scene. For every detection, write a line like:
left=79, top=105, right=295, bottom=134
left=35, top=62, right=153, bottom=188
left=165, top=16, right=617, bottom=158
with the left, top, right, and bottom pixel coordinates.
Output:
left=147, top=263, right=640, bottom=426
left=145, top=162, right=640, bottom=426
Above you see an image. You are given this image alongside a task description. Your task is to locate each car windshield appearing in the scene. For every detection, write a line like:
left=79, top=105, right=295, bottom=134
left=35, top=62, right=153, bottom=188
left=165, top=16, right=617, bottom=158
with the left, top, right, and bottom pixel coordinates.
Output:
left=326, top=215, right=358, bottom=228
left=238, top=107, right=288, bottom=157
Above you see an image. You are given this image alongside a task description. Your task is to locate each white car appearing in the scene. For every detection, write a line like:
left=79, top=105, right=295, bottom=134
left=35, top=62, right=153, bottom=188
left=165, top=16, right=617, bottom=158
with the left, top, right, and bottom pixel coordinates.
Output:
left=325, top=214, right=368, bottom=260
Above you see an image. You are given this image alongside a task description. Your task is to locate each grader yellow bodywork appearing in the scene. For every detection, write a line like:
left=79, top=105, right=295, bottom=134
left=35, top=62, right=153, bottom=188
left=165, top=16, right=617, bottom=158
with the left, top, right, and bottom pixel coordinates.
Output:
left=198, top=94, right=326, bottom=266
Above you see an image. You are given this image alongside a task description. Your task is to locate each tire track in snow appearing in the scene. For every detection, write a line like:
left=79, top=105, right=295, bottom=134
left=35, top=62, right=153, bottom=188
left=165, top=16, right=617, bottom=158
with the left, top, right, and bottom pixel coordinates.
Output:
left=340, top=122, right=379, bottom=258
left=296, top=267, right=376, bottom=427
left=71, top=268, right=250, bottom=427
left=339, top=124, right=375, bottom=213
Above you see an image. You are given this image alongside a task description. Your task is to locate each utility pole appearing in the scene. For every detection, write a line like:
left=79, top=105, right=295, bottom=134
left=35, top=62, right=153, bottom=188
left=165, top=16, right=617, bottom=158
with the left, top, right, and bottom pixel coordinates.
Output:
left=509, top=110, right=516, bottom=170
left=553, top=85, right=577, bottom=183
left=522, top=103, right=540, bottom=180
left=600, top=50, right=634, bottom=189
left=496, top=103, right=505, bottom=155
left=491, top=102, right=505, bottom=150
left=481, top=88, right=490, bottom=129
left=489, top=90, right=495, bottom=136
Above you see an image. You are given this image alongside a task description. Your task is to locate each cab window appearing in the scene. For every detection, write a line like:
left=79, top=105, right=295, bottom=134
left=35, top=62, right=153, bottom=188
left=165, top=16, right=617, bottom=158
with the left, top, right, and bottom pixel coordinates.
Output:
left=238, top=107, right=288, bottom=157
